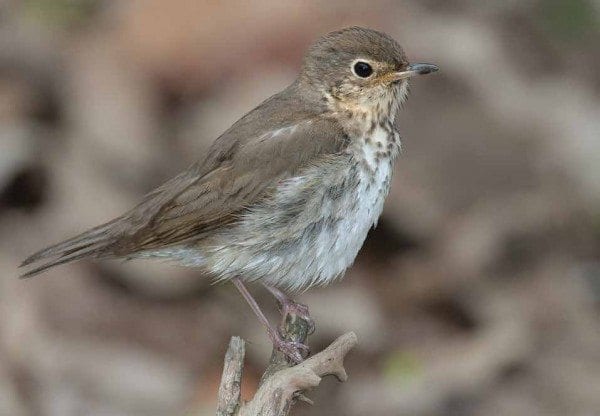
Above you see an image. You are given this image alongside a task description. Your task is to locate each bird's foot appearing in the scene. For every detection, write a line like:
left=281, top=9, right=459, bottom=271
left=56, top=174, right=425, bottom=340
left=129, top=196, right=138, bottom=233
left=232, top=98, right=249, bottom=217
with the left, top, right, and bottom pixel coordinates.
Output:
left=267, top=328, right=310, bottom=364
left=279, top=300, right=316, bottom=335
left=264, top=285, right=316, bottom=335
left=233, top=278, right=310, bottom=363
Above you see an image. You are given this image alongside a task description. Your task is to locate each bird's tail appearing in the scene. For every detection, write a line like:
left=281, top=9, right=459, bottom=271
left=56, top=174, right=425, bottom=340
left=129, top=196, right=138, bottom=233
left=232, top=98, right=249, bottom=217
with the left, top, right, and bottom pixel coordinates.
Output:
left=19, top=220, right=122, bottom=278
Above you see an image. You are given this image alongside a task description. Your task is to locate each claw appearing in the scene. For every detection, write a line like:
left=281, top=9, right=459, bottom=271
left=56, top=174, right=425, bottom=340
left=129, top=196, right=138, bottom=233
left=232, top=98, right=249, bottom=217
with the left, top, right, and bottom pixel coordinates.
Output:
left=265, top=285, right=316, bottom=335
left=281, top=301, right=315, bottom=335
left=275, top=340, right=305, bottom=363
left=269, top=328, right=310, bottom=363
left=233, top=279, right=311, bottom=363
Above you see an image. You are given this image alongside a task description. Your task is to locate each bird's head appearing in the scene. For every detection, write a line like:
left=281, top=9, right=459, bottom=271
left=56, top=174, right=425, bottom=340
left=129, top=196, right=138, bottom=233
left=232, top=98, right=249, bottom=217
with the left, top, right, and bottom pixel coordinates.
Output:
left=300, top=27, right=438, bottom=116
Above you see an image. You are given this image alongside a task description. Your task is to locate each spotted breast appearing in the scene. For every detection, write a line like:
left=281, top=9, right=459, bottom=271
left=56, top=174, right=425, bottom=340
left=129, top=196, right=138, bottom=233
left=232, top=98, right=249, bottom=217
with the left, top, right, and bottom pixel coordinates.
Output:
left=191, top=117, right=402, bottom=292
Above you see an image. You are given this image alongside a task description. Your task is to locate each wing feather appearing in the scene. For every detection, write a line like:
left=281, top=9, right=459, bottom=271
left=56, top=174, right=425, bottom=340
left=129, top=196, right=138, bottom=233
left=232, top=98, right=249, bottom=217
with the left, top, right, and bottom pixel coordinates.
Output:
left=122, top=117, right=347, bottom=251
left=20, top=84, right=347, bottom=275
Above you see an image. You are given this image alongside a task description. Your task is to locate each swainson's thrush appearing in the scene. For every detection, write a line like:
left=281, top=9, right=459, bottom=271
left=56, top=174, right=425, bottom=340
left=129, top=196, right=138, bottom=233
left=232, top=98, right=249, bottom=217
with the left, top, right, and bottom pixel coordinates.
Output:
left=21, top=27, right=438, bottom=362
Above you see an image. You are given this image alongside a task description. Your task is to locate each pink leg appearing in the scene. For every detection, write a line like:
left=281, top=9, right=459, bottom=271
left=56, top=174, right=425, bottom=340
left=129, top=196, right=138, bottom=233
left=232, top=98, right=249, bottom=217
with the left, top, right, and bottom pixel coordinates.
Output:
left=232, top=278, right=308, bottom=363
left=263, top=284, right=315, bottom=335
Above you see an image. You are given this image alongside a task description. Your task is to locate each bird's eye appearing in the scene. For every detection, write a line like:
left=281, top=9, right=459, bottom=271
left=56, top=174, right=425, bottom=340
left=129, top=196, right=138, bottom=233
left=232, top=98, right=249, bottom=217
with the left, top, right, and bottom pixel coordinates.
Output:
left=353, top=61, right=373, bottom=78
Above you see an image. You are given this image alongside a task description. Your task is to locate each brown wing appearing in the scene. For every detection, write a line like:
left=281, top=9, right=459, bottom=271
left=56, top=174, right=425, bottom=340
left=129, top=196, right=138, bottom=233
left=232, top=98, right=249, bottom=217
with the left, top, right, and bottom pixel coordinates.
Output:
left=20, top=86, right=346, bottom=276
left=115, top=116, right=347, bottom=253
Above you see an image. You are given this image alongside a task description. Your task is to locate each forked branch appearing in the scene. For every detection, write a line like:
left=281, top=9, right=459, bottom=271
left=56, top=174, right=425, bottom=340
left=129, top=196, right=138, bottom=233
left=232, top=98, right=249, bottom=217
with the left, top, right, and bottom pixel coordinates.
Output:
left=214, top=310, right=357, bottom=416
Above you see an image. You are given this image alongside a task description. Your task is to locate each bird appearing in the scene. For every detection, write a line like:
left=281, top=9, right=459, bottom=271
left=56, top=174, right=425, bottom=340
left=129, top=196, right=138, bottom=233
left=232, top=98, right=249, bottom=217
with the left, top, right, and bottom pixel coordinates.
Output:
left=21, top=26, right=438, bottom=362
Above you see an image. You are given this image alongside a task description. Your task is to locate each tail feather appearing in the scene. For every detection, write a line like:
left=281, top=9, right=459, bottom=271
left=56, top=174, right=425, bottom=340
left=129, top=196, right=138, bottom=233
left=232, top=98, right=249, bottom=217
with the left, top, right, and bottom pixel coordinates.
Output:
left=20, top=220, right=121, bottom=278
left=20, top=245, right=106, bottom=278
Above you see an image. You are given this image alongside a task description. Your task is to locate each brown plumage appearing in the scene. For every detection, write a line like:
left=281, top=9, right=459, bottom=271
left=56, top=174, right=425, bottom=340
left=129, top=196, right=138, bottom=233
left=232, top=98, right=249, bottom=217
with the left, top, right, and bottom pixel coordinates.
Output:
left=21, top=90, right=347, bottom=276
left=20, top=26, right=438, bottom=361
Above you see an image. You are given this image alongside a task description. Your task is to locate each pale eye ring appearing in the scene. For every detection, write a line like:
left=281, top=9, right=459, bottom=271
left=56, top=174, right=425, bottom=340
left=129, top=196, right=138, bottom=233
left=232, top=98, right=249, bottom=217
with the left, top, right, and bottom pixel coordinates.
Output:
left=352, top=61, right=373, bottom=78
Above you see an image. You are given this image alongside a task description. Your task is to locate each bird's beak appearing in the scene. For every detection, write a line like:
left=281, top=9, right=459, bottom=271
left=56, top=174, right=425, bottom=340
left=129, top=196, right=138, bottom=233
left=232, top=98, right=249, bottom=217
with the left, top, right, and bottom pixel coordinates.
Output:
left=392, top=63, right=439, bottom=80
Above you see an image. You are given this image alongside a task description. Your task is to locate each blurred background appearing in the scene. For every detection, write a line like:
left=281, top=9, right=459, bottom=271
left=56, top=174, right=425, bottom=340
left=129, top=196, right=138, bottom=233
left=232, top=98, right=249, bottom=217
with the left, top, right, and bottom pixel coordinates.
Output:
left=1, top=1, right=599, bottom=415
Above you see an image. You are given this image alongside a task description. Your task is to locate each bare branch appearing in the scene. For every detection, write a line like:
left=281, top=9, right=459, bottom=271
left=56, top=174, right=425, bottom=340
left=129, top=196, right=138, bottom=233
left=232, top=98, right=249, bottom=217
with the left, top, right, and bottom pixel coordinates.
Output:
left=238, top=332, right=357, bottom=416
left=215, top=303, right=357, bottom=416
left=261, top=310, right=313, bottom=383
left=216, top=336, right=245, bottom=416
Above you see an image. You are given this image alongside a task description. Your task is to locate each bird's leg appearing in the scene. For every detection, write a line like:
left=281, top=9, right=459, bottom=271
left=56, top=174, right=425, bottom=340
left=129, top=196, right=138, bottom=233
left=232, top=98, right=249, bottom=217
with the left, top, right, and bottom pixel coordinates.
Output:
left=232, top=278, right=308, bottom=363
left=263, top=284, right=315, bottom=335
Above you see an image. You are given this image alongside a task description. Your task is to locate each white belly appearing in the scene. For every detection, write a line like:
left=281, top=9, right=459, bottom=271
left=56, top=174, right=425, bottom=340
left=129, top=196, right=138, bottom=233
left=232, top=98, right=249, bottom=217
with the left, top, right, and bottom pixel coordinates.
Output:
left=216, top=140, right=395, bottom=292
left=140, top=129, right=398, bottom=293
left=303, top=160, right=392, bottom=288
left=305, top=128, right=396, bottom=288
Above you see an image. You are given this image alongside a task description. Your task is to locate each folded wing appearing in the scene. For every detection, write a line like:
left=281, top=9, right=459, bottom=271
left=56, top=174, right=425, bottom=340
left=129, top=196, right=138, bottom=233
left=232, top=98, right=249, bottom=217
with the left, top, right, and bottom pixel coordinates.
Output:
left=20, top=110, right=347, bottom=277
